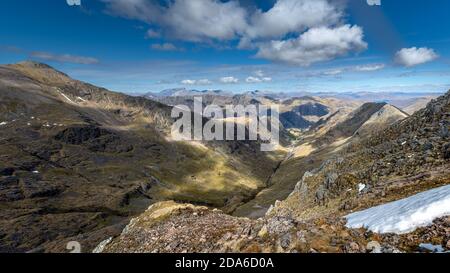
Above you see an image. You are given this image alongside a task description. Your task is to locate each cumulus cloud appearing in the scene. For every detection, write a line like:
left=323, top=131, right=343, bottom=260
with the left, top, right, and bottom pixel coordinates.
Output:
left=245, top=0, right=342, bottom=39
left=246, top=76, right=272, bottom=83
left=181, top=79, right=196, bottom=85
left=151, top=43, right=183, bottom=51
left=30, top=51, right=99, bottom=64
left=101, top=0, right=367, bottom=65
left=220, top=76, right=239, bottom=84
left=103, top=0, right=247, bottom=42
left=163, top=0, right=247, bottom=42
left=255, top=25, right=367, bottom=66
left=246, top=76, right=261, bottom=83
left=395, top=47, right=438, bottom=67
left=181, top=79, right=212, bottom=85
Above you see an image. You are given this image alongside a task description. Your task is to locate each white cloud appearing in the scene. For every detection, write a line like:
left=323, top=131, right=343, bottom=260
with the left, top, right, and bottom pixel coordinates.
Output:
left=197, top=79, right=212, bottom=85
left=67, top=0, right=81, bottom=6
left=103, top=0, right=247, bottom=42
left=246, top=76, right=261, bottom=83
left=323, top=69, right=344, bottom=76
left=367, top=0, right=381, bottom=6
left=246, top=76, right=272, bottom=83
left=181, top=79, right=212, bottom=85
left=164, top=0, right=248, bottom=42
left=102, top=0, right=161, bottom=23
left=181, top=79, right=196, bottom=85
left=151, top=43, right=183, bottom=51
left=220, top=76, right=239, bottom=84
left=395, top=47, right=438, bottom=67
left=30, top=51, right=98, bottom=64
left=255, top=25, right=367, bottom=66
left=354, top=63, right=385, bottom=72
left=245, top=0, right=342, bottom=39
left=300, top=63, right=385, bottom=78
left=254, top=70, right=265, bottom=77
left=146, top=29, right=161, bottom=39
left=102, top=0, right=367, bottom=66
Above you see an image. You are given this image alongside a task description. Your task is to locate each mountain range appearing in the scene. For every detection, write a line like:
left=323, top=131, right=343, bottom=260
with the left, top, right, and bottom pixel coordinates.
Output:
left=0, top=62, right=448, bottom=253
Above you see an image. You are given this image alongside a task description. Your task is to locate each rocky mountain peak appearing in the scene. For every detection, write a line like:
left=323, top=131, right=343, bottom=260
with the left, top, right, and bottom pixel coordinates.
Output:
left=16, top=61, right=55, bottom=69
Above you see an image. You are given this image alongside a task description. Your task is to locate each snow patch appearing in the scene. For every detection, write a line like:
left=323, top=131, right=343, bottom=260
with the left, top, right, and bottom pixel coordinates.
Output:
left=358, top=183, right=366, bottom=193
left=418, top=243, right=445, bottom=253
left=57, top=90, right=74, bottom=103
left=345, top=184, right=450, bottom=234
left=0, top=122, right=7, bottom=126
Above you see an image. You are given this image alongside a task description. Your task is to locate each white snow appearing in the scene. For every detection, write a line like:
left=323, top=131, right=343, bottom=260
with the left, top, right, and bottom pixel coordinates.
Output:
left=419, top=243, right=445, bottom=253
left=358, top=183, right=366, bottom=193
left=58, top=91, right=74, bottom=103
left=345, top=184, right=450, bottom=234
left=0, top=121, right=7, bottom=126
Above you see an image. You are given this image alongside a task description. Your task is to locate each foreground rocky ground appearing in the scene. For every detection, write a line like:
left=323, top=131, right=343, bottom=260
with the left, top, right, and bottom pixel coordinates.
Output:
left=98, top=201, right=449, bottom=253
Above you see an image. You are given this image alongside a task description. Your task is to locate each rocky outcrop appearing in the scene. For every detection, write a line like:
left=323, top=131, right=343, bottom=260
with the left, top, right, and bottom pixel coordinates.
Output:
left=54, top=126, right=133, bottom=153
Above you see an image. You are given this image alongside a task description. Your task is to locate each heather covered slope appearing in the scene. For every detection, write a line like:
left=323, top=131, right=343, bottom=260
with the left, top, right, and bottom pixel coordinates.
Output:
left=0, top=62, right=282, bottom=252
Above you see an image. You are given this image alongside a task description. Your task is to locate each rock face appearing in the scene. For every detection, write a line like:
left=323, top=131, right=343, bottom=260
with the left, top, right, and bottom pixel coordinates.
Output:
left=54, top=126, right=132, bottom=153
left=54, top=126, right=114, bottom=145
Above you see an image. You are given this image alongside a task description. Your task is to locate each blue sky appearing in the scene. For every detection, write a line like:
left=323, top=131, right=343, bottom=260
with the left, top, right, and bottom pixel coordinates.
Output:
left=0, top=0, right=449, bottom=94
